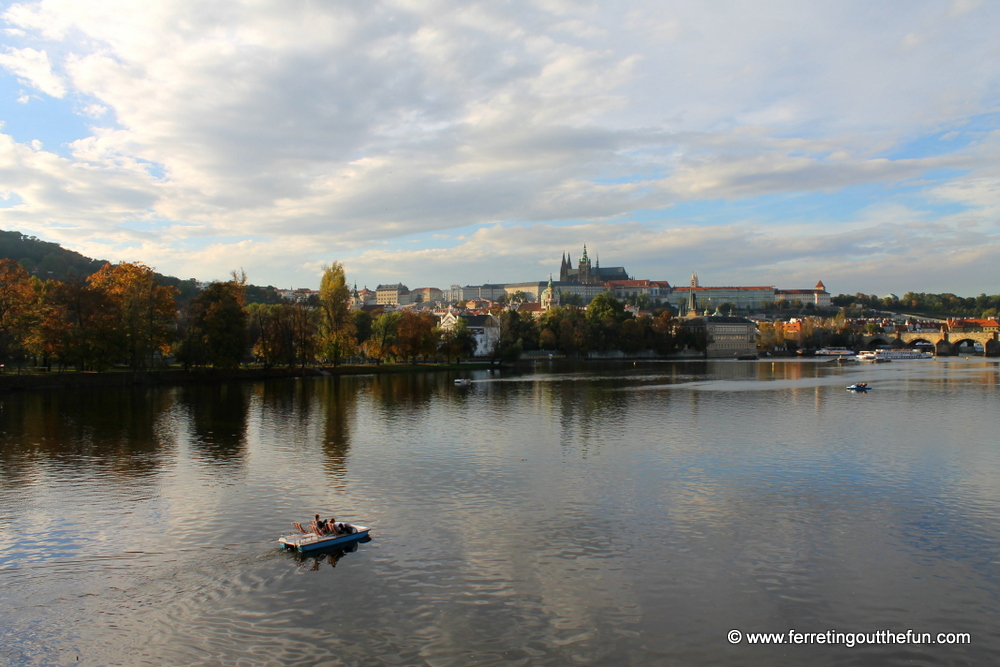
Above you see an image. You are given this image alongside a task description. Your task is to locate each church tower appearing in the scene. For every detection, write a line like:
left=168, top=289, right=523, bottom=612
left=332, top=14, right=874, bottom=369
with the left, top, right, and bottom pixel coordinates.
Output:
left=578, top=244, right=592, bottom=284
left=541, top=274, right=559, bottom=310
left=687, top=273, right=699, bottom=317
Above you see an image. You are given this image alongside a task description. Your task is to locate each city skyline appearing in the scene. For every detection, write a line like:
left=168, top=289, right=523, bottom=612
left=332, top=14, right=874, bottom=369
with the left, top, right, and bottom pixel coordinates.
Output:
left=2, top=1, right=999, bottom=296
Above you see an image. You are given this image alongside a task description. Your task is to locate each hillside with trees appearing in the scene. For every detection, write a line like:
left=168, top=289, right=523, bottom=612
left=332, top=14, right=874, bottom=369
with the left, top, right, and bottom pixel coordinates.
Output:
left=832, top=292, right=1000, bottom=319
left=0, top=229, right=286, bottom=307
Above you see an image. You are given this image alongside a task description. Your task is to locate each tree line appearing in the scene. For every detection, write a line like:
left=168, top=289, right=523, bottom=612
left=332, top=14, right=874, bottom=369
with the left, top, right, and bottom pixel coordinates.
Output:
left=832, top=292, right=1000, bottom=319
left=0, top=259, right=359, bottom=371
left=0, top=259, right=690, bottom=371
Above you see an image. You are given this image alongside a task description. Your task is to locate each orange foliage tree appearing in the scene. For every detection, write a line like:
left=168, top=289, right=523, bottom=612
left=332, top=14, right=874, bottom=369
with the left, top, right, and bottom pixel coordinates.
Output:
left=0, top=259, right=39, bottom=368
left=88, top=262, right=179, bottom=370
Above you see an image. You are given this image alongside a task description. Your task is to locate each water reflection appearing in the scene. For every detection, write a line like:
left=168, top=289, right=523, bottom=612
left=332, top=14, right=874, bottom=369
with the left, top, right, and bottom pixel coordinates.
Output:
left=1, top=361, right=999, bottom=666
left=0, top=387, right=175, bottom=487
left=288, top=538, right=368, bottom=571
left=319, top=378, right=355, bottom=478
left=369, top=372, right=440, bottom=416
left=178, top=383, right=250, bottom=464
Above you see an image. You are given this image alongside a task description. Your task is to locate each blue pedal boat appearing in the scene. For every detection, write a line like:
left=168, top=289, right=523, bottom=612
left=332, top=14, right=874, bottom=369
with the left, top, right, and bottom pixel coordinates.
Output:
left=278, top=524, right=370, bottom=552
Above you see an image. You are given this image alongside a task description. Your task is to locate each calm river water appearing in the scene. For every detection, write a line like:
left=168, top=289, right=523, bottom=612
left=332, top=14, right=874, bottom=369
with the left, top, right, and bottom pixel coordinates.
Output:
left=2, top=359, right=999, bottom=666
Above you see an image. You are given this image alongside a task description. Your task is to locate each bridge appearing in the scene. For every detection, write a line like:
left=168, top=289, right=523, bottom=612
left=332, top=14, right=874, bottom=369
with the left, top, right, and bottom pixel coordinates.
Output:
left=860, top=330, right=1000, bottom=356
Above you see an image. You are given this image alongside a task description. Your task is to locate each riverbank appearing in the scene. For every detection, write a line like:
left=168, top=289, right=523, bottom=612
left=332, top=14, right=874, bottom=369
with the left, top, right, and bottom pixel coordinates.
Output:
left=0, top=362, right=494, bottom=393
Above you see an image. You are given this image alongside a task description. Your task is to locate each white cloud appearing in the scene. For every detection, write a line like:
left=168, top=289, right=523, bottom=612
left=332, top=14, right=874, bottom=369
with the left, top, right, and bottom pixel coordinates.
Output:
left=0, top=0, right=998, bottom=295
left=0, top=46, right=65, bottom=97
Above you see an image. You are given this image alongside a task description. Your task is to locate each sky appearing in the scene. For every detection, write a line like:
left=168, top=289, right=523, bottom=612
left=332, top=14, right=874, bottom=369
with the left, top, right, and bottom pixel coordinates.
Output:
left=1, top=0, right=999, bottom=296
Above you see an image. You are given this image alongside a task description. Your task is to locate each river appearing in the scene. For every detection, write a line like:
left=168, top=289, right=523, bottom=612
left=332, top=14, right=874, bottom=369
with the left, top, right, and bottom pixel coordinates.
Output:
left=1, top=359, right=999, bottom=666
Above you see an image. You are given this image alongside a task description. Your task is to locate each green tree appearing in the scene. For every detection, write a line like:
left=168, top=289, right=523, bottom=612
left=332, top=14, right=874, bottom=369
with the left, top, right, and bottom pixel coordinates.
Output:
left=352, top=310, right=373, bottom=349
left=364, top=311, right=401, bottom=363
left=318, top=262, right=356, bottom=366
left=586, top=293, right=629, bottom=323
left=437, top=318, right=476, bottom=363
left=248, top=302, right=298, bottom=368
left=177, top=274, right=248, bottom=369
left=486, top=309, right=538, bottom=363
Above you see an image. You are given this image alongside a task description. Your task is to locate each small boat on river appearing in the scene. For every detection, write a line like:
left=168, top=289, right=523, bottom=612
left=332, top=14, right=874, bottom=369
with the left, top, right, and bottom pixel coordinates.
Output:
left=847, top=382, right=870, bottom=392
left=454, top=378, right=472, bottom=386
left=278, top=522, right=371, bottom=552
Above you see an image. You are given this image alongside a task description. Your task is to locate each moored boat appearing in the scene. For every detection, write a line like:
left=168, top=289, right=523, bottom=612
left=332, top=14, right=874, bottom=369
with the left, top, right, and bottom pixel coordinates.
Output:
left=816, top=347, right=854, bottom=356
left=856, top=349, right=933, bottom=362
left=279, top=523, right=371, bottom=552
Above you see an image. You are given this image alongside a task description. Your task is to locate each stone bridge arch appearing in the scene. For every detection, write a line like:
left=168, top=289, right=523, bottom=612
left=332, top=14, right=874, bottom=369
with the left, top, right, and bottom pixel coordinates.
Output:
left=859, top=330, right=999, bottom=356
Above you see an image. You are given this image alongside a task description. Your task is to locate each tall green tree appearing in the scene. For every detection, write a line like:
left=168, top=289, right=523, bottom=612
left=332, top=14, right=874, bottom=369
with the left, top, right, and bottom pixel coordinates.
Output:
left=318, top=262, right=356, bottom=365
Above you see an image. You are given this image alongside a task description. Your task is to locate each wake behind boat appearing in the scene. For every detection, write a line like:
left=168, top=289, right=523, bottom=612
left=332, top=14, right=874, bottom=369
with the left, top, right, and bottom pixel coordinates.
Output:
left=279, top=520, right=371, bottom=552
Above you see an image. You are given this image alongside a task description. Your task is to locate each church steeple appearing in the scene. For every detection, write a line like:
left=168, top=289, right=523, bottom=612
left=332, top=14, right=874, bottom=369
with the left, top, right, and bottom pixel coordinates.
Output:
left=541, top=273, right=559, bottom=310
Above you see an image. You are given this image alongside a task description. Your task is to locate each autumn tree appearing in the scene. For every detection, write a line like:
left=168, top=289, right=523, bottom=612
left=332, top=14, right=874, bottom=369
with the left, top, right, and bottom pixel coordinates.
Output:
left=318, top=263, right=356, bottom=366
left=46, top=277, right=119, bottom=371
left=393, top=311, right=438, bottom=363
left=0, top=259, right=38, bottom=368
left=88, top=262, right=178, bottom=370
left=23, top=279, right=69, bottom=370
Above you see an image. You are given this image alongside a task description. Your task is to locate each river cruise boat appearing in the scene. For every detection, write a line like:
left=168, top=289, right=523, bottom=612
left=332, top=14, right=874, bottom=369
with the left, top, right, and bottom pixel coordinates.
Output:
left=856, top=349, right=934, bottom=362
left=278, top=523, right=370, bottom=552
left=816, top=347, right=855, bottom=356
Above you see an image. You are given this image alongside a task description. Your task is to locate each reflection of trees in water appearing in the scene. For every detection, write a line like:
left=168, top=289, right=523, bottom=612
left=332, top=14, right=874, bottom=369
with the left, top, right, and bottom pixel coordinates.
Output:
left=556, top=377, right=632, bottom=456
left=258, top=378, right=323, bottom=445
left=179, top=383, right=250, bottom=464
left=369, top=373, right=438, bottom=416
left=255, top=377, right=356, bottom=479
left=320, top=377, right=355, bottom=479
left=0, top=387, right=174, bottom=487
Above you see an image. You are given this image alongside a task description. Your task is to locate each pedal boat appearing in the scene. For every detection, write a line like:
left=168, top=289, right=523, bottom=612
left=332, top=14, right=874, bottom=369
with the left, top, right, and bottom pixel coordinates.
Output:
left=278, top=524, right=370, bottom=552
